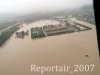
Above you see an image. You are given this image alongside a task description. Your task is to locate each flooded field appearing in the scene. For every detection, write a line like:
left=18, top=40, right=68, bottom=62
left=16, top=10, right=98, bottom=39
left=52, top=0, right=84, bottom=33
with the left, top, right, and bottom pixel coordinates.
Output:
left=0, top=19, right=100, bottom=75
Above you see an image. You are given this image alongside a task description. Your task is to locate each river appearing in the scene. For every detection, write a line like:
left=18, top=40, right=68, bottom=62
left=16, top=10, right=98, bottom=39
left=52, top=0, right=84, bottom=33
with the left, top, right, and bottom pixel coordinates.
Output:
left=0, top=19, right=100, bottom=75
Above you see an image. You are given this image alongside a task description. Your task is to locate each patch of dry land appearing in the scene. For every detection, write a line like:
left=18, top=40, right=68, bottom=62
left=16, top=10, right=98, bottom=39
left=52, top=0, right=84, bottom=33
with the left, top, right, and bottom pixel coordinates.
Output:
left=0, top=18, right=100, bottom=75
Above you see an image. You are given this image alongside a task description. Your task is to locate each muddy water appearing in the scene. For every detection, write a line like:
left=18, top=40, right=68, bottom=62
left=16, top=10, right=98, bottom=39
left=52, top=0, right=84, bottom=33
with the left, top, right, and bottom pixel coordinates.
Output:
left=0, top=19, right=100, bottom=75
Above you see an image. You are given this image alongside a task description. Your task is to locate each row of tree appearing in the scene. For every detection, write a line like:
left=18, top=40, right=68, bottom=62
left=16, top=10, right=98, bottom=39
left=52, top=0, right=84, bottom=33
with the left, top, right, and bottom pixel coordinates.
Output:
left=0, top=25, right=19, bottom=46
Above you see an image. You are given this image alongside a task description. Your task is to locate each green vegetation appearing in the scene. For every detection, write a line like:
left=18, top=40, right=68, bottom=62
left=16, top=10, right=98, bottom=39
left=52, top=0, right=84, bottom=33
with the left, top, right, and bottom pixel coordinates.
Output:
left=0, top=21, right=17, bottom=31
left=0, top=25, right=19, bottom=46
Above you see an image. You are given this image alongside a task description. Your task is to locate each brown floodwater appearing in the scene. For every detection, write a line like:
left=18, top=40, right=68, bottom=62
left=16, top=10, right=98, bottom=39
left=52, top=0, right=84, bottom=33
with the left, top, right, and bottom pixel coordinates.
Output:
left=0, top=19, right=100, bottom=75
